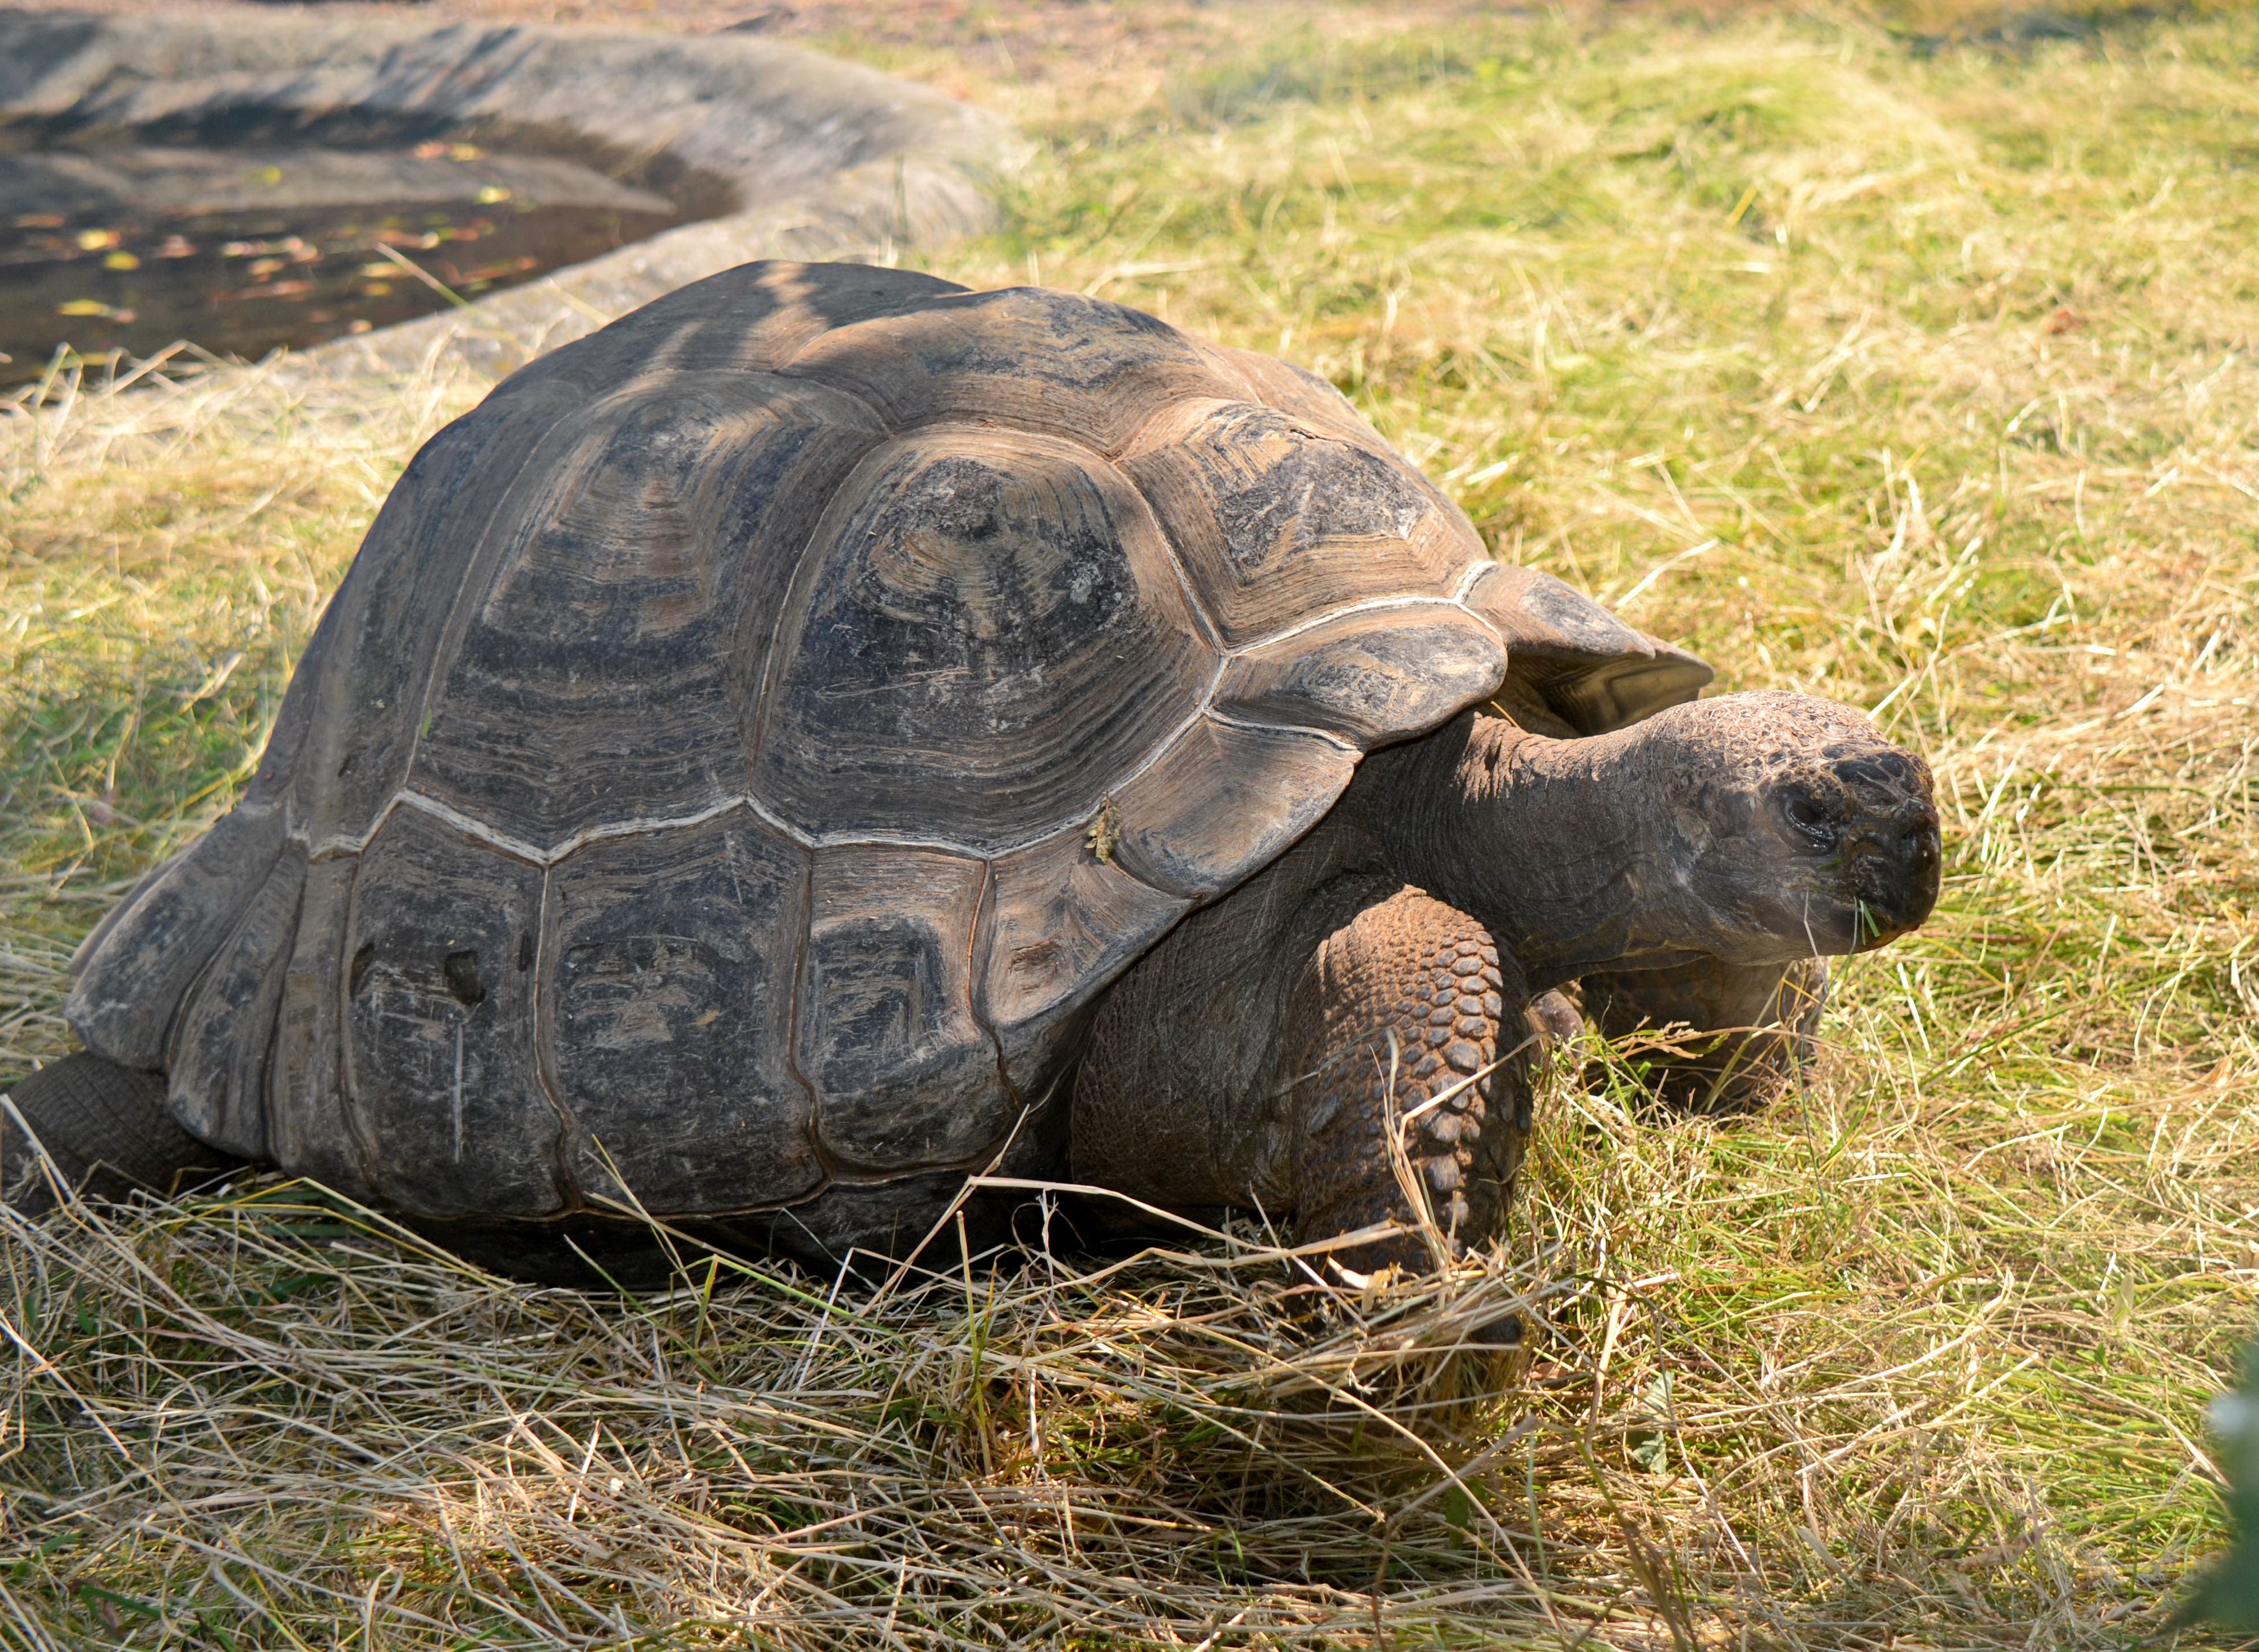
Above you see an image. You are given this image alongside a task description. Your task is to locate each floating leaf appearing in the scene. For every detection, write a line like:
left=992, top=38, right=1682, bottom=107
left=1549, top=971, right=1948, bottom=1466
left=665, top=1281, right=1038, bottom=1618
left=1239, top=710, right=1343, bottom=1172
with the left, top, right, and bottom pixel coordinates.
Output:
left=75, top=227, right=120, bottom=251
left=103, top=250, right=140, bottom=271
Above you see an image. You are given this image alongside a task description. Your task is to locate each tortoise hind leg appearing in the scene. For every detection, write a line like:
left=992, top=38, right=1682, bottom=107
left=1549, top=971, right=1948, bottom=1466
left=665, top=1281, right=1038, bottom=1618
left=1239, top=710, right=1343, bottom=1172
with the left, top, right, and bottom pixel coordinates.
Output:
left=1, top=1052, right=241, bottom=1211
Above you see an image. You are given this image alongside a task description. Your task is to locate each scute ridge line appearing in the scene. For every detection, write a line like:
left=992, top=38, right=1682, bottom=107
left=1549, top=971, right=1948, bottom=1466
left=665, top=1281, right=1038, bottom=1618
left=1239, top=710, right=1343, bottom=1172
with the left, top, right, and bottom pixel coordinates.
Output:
left=526, top=861, right=584, bottom=1210
left=546, top=793, right=753, bottom=858
left=770, top=369, right=895, bottom=436
left=295, top=744, right=1289, bottom=876
left=400, top=400, right=598, bottom=813
left=1076, top=656, right=1228, bottom=815
left=1454, top=599, right=1509, bottom=649
left=298, top=789, right=751, bottom=866
left=1201, top=707, right=1363, bottom=755
left=295, top=792, right=401, bottom=863
left=755, top=663, right=1230, bottom=863
left=1132, top=473, right=1224, bottom=653
left=1451, top=557, right=1498, bottom=601
left=735, top=790, right=1029, bottom=861
left=738, top=424, right=895, bottom=790
left=1222, top=594, right=1493, bottom=659
left=389, top=791, right=553, bottom=864
left=738, top=791, right=819, bottom=848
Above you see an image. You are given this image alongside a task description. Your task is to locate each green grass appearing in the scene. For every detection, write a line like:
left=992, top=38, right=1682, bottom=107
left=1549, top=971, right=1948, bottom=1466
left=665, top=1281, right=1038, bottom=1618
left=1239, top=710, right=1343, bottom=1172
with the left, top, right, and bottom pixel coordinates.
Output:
left=1, top=2, right=2255, bottom=1646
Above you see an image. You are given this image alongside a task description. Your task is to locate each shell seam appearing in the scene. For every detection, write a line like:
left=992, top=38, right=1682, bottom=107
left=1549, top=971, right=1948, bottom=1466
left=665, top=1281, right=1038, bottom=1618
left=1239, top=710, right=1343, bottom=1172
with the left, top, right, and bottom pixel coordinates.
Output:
left=1220, top=585, right=1500, bottom=659
left=396, top=399, right=601, bottom=821
left=1201, top=706, right=1363, bottom=755
left=737, top=403, right=895, bottom=782
left=295, top=583, right=1508, bottom=872
left=293, top=652, right=1381, bottom=871
left=292, top=784, right=1077, bottom=868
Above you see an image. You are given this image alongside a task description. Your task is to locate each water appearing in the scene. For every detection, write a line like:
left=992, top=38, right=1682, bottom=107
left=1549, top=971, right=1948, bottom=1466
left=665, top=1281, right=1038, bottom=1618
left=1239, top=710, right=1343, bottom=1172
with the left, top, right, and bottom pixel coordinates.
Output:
left=0, top=142, right=694, bottom=386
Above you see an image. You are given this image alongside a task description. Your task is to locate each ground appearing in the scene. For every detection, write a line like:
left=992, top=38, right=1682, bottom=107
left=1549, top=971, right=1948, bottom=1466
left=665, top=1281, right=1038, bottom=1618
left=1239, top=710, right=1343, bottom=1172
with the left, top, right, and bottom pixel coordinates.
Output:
left=0, top=2, right=2255, bottom=1647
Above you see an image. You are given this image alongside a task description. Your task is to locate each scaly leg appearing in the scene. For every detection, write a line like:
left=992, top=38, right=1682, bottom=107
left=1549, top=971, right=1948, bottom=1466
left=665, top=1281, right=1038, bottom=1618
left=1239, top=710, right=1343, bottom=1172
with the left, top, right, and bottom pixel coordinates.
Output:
left=1, top=1051, right=240, bottom=1210
left=1271, top=888, right=1536, bottom=1273
left=1074, top=868, right=1539, bottom=1273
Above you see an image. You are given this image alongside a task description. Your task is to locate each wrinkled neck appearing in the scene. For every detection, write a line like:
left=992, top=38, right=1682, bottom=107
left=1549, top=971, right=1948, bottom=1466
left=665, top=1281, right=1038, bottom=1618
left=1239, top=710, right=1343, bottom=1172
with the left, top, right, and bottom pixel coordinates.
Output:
left=1354, top=713, right=1706, bottom=986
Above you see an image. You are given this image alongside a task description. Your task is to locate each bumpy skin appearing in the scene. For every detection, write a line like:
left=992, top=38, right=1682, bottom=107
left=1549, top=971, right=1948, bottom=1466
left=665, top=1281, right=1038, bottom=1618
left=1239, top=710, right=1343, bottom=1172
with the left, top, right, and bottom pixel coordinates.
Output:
left=1357, top=697, right=1940, bottom=986
left=1580, top=956, right=1828, bottom=1113
left=1073, top=864, right=1536, bottom=1272
left=1, top=1052, right=238, bottom=1211
left=1277, top=890, right=1533, bottom=1270
left=1074, top=760, right=1553, bottom=1271
left=1073, top=692, right=1936, bottom=1267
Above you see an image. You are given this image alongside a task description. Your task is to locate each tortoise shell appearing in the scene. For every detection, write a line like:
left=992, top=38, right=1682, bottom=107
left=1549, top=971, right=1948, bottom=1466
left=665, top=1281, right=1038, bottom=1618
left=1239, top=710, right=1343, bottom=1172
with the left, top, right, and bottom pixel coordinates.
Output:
left=65, top=261, right=1709, bottom=1222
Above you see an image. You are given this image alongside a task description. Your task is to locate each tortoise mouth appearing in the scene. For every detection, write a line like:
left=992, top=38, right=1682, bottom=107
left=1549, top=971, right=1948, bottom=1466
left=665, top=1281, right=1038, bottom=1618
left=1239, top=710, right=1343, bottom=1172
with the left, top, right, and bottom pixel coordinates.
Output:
left=1763, top=747, right=1940, bottom=954
left=1822, top=835, right=1940, bottom=954
left=1850, top=805, right=1943, bottom=949
left=1753, top=821, right=1940, bottom=958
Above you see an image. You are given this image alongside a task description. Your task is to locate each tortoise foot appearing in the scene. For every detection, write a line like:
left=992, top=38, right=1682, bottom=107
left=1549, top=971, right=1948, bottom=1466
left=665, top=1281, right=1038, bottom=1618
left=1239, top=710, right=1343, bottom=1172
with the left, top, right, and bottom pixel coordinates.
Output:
left=1, top=1052, right=240, bottom=1210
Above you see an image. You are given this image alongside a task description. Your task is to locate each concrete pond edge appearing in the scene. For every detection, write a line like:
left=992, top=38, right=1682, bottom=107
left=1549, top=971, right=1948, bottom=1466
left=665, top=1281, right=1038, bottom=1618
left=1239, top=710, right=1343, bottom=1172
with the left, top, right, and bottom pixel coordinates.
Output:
left=0, top=6, right=1024, bottom=388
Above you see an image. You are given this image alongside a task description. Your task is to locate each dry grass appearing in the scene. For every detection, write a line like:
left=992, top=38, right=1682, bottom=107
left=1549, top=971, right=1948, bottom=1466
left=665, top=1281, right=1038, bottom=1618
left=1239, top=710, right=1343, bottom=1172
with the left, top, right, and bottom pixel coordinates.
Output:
left=2, top=1, right=2257, bottom=1646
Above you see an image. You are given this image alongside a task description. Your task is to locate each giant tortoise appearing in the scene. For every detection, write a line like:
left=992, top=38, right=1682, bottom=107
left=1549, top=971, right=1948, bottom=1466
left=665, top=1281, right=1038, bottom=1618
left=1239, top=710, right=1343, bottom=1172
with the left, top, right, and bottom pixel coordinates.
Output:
left=4, top=261, right=1941, bottom=1278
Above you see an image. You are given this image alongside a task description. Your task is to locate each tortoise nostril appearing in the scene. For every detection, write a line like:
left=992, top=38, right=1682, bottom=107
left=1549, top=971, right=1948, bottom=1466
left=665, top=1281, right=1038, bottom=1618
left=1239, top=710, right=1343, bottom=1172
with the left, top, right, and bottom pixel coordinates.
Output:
left=1897, top=807, right=1942, bottom=866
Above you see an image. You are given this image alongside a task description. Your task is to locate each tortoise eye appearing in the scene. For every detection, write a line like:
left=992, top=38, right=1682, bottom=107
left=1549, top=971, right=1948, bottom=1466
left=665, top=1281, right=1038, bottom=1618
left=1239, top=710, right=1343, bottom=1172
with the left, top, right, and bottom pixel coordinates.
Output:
left=1782, top=793, right=1838, bottom=844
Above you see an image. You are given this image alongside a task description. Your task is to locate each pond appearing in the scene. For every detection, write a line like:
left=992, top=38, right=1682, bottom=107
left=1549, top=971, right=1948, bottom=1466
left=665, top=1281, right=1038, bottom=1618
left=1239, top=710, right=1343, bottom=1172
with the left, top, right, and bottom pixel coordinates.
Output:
left=1, top=138, right=696, bottom=386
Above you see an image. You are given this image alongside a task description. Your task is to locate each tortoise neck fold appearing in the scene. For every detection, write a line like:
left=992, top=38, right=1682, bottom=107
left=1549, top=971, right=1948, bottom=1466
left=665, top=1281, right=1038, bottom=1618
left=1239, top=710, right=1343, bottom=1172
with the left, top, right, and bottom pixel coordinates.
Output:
left=1357, top=711, right=1709, bottom=988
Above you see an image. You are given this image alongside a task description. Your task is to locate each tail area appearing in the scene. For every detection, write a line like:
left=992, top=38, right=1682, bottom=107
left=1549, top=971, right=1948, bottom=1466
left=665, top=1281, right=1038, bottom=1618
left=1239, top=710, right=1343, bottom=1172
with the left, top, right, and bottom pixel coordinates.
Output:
left=65, top=800, right=289, bottom=1071
left=62, top=617, right=334, bottom=1159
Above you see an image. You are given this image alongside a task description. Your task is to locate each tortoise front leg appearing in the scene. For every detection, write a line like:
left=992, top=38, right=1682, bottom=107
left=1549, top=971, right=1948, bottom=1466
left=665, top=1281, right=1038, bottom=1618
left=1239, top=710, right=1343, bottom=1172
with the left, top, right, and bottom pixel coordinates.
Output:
left=1577, top=956, right=1827, bottom=1113
left=1270, top=888, right=1537, bottom=1274
left=1071, top=878, right=1538, bottom=1272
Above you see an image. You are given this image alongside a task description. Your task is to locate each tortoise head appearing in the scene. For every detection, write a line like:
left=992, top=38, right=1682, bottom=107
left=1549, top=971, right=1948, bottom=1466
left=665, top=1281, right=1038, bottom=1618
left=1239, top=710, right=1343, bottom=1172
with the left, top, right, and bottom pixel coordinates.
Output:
left=1644, top=691, right=1941, bottom=962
